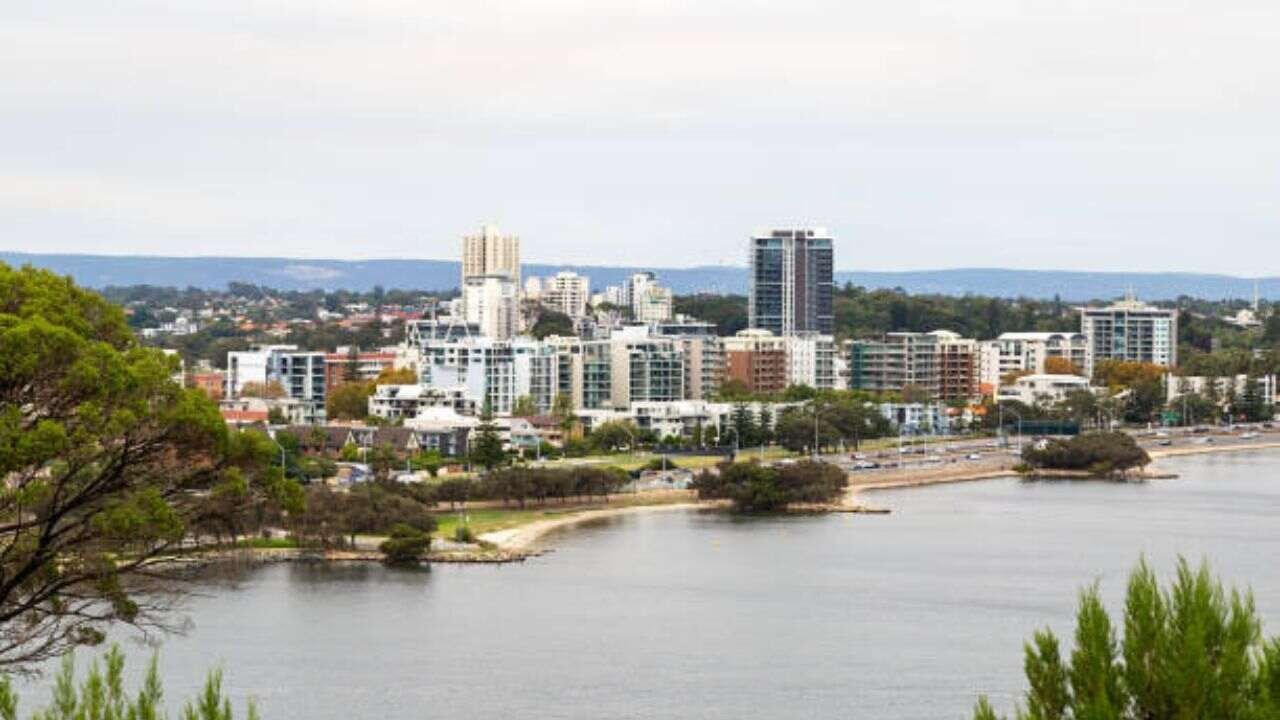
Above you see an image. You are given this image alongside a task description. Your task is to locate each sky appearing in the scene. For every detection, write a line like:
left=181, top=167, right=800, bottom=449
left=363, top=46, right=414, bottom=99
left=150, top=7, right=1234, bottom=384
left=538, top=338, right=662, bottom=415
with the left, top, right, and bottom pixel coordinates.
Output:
left=2, top=0, right=1279, bottom=273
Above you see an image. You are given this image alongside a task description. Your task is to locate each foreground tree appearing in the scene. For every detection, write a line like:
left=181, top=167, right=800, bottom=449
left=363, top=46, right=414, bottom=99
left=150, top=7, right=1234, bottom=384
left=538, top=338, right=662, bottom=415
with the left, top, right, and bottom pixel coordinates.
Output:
left=0, top=263, right=299, bottom=671
left=973, top=558, right=1280, bottom=719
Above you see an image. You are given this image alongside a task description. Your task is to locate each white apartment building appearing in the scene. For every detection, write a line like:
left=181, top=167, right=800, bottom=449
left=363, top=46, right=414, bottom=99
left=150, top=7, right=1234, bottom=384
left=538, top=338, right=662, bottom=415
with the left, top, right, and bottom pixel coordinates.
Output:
left=996, top=374, right=1092, bottom=406
left=368, top=384, right=477, bottom=421
left=225, top=345, right=327, bottom=424
left=418, top=336, right=554, bottom=416
left=541, top=271, right=591, bottom=318
left=1166, top=374, right=1278, bottom=404
left=463, top=275, right=518, bottom=340
left=978, top=332, right=1089, bottom=390
left=1080, top=295, right=1178, bottom=376
left=624, top=272, right=674, bottom=323
left=784, top=333, right=838, bottom=390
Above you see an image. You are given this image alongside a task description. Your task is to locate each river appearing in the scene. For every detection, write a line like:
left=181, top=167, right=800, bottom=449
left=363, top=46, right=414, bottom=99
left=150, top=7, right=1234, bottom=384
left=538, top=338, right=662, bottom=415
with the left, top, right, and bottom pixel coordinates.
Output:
left=25, top=451, right=1280, bottom=719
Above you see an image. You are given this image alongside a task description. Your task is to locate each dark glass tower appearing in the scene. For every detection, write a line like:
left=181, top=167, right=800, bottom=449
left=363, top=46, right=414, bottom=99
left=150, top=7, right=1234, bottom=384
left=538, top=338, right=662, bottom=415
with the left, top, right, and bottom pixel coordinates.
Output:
left=748, top=228, right=834, bottom=336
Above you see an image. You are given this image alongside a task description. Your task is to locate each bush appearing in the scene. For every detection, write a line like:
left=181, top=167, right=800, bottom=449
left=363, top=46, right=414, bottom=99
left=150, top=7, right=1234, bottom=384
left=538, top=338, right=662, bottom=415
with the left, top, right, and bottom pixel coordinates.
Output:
left=1021, top=431, right=1150, bottom=476
left=973, top=558, right=1280, bottom=719
left=453, top=524, right=477, bottom=543
left=692, top=460, right=847, bottom=512
left=379, top=523, right=431, bottom=564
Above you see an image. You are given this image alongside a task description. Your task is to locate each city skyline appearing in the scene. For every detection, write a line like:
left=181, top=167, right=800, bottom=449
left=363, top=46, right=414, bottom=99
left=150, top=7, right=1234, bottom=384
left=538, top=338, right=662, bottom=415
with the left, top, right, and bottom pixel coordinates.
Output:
left=4, top=1, right=1280, bottom=274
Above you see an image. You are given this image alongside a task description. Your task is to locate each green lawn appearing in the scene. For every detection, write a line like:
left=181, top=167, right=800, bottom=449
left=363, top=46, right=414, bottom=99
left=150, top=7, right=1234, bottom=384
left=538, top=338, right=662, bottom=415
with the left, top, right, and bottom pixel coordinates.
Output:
left=431, top=491, right=698, bottom=540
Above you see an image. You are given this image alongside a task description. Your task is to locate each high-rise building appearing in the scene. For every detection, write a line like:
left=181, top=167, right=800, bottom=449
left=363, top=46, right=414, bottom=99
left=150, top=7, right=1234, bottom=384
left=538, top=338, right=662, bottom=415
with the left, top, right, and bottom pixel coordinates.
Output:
left=461, top=224, right=520, bottom=287
left=748, top=228, right=834, bottom=336
left=463, top=275, right=518, bottom=340
left=225, top=345, right=327, bottom=424
left=1080, top=294, right=1178, bottom=376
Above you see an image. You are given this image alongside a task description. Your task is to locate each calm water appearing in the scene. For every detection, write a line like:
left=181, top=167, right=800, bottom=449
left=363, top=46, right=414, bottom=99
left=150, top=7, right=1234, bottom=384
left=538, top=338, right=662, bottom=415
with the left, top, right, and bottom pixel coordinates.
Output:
left=31, top=451, right=1280, bottom=718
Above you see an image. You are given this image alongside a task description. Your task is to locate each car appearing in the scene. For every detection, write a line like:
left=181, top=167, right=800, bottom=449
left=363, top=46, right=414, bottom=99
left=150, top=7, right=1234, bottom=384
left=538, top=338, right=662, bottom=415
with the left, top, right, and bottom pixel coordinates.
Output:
left=965, top=453, right=982, bottom=460
left=1157, top=439, right=1173, bottom=447
left=1241, top=432, right=1259, bottom=440
left=851, top=453, right=868, bottom=460
left=852, top=460, right=880, bottom=470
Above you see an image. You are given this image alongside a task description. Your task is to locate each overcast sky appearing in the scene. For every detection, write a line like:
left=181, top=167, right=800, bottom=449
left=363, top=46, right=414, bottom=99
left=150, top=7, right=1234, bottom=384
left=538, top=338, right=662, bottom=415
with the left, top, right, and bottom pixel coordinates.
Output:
left=3, top=0, right=1279, bottom=273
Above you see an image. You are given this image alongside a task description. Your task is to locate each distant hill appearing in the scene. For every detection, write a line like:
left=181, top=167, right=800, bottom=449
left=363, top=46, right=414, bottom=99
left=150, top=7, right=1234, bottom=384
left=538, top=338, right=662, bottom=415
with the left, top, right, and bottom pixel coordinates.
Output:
left=1, top=251, right=1275, bottom=302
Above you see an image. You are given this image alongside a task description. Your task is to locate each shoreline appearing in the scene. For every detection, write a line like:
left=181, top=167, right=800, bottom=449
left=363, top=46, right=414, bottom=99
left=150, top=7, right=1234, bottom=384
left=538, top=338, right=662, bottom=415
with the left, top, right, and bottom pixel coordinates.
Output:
left=163, top=439, right=1280, bottom=564
left=478, top=501, right=726, bottom=551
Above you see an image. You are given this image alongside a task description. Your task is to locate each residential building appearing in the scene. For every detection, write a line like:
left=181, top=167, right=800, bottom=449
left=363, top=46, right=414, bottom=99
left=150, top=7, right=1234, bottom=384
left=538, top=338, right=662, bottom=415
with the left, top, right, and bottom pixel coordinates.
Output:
left=847, top=332, right=942, bottom=398
left=623, top=272, right=674, bottom=323
left=1166, top=374, right=1278, bottom=405
left=418, top=336, right=555, bottom=416
left=846, top=330, right=978, bottom=402
left=978, top=332, right=1089, bottom=392
left=1080, top=294, right=1178, bottom=375
left=877, top=403, right=951, bottom=435
left=996, top=374, right=1092, bottom=406
left=654, top=319, right=724, bottom=401
left=463, top=275, right=518, bottom=340
left=188, top=370, right=225, bottom=400
left=605, top=326, right=685, bottom=408
left=225, top=345, right=326, bottom=424
left=748, top=228, right=834, bottom=336
left=724, top=329, right=788, bottom=394
left=460, top=224, right=520, bottom=286
left=541, top=271, right=591, bottom=318
left=368, top=384, right=477, bottom=421
left=784, top=333, right=838, bottom=390
left=324, top=348, right=398, bottom=389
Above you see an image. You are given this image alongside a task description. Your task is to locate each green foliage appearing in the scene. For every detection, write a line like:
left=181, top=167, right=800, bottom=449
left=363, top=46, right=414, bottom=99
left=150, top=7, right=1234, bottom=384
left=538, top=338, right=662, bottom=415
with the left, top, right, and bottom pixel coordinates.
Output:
left=325, top=381, right=373, bottom=421
left=299, top=482, right=438, bottom=546
left=692, top=460, right=847, bottom=512
left=588, top=421, right=640, bottom=453
left=1021, top=432, right=1151, bottom=476
left=453, top=524, right=477, bottom=543
left=378, top=523, right=431, bottom=564
left=973, top=558, right=1280, bottom=720
left=530, top=308, right=576, bottom=339
left=0, top=646, right=256, bottom=720
left=0, top=262, right=300, bottom=670
left=469, top=414, right=507, bottom=470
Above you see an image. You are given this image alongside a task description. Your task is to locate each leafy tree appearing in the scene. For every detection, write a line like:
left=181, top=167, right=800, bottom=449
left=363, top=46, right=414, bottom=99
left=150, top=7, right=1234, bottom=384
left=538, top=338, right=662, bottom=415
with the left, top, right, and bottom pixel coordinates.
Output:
left=238, top=380, right=286, bottom=399
left=973, top=558, right=1280, bottom=720
left=589, top=420, right=639, bottom=453
left=0, top=263, right=298, bottom=670
left=266, top=406, right=287, bottom=425
left=326, top=380, right=373, bottom=421
left=379, top=523, right=431, bottom=564
left=469, top=403, right=507, bottom=470
left=692, top=460, right=846, bottom=511
left=368, top=442, right=401, bottom=480
left=339, top=440, right=361, bottom=462
left=531, top=308, right=576, bottom=339
left=1021, top=431, right=1151, bottom=476
left=1044, top=356, right=1083, bottom=376
left=511, top=395, right=537, bottom=417
left=374, top=367, right=418, bottom=385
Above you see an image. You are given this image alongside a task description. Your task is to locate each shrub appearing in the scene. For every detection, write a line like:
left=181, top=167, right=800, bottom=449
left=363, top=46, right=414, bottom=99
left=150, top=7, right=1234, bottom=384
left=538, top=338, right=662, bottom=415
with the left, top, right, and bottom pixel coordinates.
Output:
left=378, top=523, right=431, bottom=564
left=453, top=524, right=477, bottom=543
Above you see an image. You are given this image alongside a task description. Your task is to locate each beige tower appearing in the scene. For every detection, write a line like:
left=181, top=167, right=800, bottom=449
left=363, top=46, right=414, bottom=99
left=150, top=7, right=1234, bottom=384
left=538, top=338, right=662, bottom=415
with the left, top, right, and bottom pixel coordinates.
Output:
left=461, top=224, right=520, bottom=288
